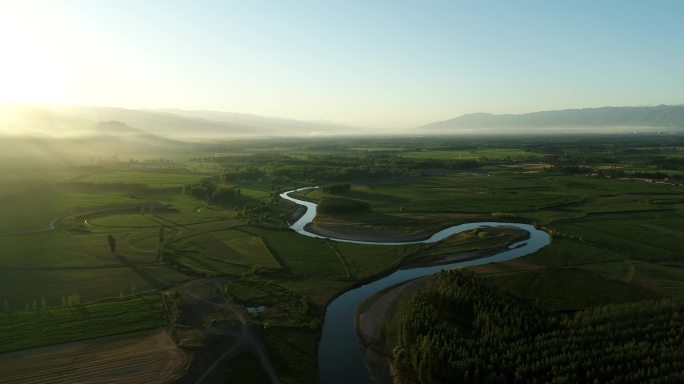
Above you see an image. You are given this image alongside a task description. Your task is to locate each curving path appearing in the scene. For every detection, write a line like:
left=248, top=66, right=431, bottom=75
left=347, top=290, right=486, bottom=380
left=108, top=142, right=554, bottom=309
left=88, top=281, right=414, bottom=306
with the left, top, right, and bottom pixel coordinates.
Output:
left=280, top=187, right=552, bottom=384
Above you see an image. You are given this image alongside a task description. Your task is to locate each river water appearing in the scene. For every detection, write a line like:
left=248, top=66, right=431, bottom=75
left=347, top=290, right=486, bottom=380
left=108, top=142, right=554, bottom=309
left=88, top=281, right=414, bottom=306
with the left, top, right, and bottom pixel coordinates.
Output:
left=280, top=188, right=551, bottom=384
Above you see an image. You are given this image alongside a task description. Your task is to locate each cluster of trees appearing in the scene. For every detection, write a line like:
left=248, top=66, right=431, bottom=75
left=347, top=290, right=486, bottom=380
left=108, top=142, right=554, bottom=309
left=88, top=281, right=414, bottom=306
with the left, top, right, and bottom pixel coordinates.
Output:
left=211, top=186, right=242, bottom=204
left=236, top=202, right=274, bottom=224
left=183, top=181, right=242, bottom=205
left=321, top=183, right=351, bottom=194
left=540, top=138, right=684, bottom=179
left=551, top=165, right=683, bottom=181
left=107, top=234, right=116, bottom=253
left=318, top=197, right=371, bottom=214
left=224, top=280, right=319, bottom=326
left=61, top=294, right=81, bottom=307
left=649, top=156, right=684, bottom=170
left=388, top=269, right=684, bottom=384
left=3, top=298, right=50, bottom=312
left=156, top=227, right=164, bottom=262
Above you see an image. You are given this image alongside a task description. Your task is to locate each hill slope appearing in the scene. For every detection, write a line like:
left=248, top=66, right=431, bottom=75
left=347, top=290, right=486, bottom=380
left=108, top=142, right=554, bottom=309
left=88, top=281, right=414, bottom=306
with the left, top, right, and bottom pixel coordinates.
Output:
left=424, top=105, right=684, bottom=133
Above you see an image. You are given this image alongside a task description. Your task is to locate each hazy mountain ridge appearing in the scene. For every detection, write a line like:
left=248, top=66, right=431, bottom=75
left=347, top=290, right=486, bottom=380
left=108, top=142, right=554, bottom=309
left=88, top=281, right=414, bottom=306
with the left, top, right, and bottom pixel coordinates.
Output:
left=4, top=104, right=684, bottom=141
left=154, top=108, right=357, bottom=135
left=0, top=104, right=362, bottom=140
left=424, top=105, right=684, bottom=132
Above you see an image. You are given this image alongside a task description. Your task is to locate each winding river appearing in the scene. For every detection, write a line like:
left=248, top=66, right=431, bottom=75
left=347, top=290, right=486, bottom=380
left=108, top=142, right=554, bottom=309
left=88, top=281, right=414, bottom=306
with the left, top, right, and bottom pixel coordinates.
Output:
left=280, top=187, right=551, bottom=384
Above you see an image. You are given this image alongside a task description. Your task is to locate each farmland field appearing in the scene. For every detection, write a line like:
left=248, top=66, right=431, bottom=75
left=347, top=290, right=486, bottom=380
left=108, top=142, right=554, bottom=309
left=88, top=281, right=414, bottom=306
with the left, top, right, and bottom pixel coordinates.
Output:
left=3, top=135, right=684, bottom=383
left=0, top=328, right=186, bottom=384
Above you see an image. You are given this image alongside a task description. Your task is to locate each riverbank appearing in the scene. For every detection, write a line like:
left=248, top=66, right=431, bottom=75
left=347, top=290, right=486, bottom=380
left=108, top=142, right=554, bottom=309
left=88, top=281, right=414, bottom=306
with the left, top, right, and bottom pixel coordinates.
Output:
left=354, top=276, right=430, bottom=384
left=356, top=276, right=431, bottom=349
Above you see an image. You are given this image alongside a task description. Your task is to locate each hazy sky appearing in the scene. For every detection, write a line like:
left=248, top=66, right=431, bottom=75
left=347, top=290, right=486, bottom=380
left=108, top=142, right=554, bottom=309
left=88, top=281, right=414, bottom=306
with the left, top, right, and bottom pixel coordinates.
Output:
left=1, top=1, right=683, bottom=128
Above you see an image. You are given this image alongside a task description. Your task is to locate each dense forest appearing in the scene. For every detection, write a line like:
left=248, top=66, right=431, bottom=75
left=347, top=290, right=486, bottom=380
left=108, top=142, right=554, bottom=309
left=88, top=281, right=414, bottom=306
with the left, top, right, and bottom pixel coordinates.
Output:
left=386, top=270, right=684, bottom=384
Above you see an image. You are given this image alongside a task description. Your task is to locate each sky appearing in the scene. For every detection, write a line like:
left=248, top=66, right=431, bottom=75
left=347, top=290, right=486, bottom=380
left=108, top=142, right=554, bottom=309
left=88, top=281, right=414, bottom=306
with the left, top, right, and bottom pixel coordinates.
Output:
left=0, top=0, right=683, bottom=128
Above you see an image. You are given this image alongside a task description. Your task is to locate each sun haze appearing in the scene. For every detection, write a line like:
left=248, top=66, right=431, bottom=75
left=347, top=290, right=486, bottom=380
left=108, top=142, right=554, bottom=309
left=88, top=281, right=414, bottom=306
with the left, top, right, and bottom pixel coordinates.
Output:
left=0, top=0, right=683, bottom=128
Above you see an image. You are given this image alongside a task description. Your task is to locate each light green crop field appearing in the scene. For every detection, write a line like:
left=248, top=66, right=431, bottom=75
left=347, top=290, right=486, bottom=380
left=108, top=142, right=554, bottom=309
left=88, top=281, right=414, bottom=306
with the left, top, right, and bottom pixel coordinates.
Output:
left=221, top=236, right=280, bottom=268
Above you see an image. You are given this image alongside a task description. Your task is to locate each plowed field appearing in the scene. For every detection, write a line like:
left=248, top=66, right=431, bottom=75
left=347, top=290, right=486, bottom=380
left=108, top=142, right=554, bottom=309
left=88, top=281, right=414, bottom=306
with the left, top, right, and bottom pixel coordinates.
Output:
left=0, top=328, right=186, bottom=384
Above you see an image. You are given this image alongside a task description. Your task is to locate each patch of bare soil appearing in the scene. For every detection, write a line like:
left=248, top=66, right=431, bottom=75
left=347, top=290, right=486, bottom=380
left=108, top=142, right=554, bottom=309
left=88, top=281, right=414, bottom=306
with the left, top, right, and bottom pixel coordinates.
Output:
left=0, top=328, right=186, bottom=384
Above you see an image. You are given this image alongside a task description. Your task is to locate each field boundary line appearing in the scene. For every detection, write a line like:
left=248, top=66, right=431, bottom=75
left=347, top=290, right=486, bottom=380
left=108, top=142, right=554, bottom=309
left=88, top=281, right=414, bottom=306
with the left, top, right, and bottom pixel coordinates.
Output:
left=324, top=239, right=351, bottom=278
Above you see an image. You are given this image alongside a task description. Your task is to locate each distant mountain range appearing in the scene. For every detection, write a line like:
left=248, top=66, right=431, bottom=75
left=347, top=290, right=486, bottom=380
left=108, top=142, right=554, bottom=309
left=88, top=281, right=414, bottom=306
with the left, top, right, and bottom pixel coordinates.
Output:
left=423, top=105, right=684, bottom=133
left=3, top=104, right=684, bottom=144
left=0, top=104, right=360, bottom=140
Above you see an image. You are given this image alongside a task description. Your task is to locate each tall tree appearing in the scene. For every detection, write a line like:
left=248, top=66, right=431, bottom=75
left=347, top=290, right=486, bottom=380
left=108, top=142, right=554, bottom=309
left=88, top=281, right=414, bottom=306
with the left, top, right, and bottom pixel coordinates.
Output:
left=156, top=226, right=165, bottom=262
left=107, top=234, right=116, bottom=253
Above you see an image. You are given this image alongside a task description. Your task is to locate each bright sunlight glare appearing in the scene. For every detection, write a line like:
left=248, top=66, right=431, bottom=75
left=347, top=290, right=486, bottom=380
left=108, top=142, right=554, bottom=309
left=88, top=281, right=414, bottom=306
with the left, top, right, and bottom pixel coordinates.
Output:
left=0, top=3, right=76, bottom=104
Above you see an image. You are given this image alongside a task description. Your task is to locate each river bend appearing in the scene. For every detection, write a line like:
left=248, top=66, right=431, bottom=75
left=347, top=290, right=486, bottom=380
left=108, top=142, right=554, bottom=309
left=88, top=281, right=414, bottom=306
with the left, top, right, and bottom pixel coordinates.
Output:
left=280, top=187, right=551, bottom=384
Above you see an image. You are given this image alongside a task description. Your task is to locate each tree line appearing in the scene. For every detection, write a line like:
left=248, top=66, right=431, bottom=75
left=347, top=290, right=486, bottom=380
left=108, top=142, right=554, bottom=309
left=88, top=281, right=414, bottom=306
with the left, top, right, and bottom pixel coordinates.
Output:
left=199, top=154, right=497, bottom=185
left=550, top=165, right=683, bottom=181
